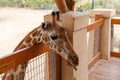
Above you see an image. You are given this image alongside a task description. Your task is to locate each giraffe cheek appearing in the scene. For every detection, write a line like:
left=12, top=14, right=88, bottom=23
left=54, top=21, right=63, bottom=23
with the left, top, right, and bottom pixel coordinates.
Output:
left=57, top=48, right=62, bottom=52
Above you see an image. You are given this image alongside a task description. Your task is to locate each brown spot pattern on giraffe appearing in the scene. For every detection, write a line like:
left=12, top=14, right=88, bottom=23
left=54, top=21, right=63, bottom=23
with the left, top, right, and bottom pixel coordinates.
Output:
left=57, top=48, right=62, bottom=52
left=20, top=45, right=27, bottom=49
left=32, top=30, right=38, bottom=36
left=32, top=38, right=37, bottom=44
left=25, top=37, right=32, bottom=43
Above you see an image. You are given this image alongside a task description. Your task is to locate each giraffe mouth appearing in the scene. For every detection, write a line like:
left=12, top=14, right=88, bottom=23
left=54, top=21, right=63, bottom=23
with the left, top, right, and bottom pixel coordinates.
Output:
left=68, top=54, right=79, bottom=70
left=67, top=60, right=78, bottom=70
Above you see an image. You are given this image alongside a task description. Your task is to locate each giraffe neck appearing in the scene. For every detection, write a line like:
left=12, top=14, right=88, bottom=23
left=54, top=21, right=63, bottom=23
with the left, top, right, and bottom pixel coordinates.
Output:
left=14, top=24, right=69, bottom=61
left=14, top=27, right=43, bottom=51
left=3, top=27, right=44, bottom=80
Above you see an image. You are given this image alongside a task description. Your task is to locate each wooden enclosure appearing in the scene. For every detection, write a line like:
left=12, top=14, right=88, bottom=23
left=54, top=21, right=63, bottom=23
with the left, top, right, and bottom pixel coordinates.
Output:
left=0, top=44, right=50, bottom=73
left=111, top=17, right=120, bottom=57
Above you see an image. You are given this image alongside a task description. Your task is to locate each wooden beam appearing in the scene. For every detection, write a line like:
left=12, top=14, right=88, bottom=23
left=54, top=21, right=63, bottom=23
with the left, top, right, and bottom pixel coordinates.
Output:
left=111, top=17, right=120, bottom=24
left=0, top=44, right=50, bottom=73
left=111, top=51, right=120, bottom=58
left=88, top=52, right=102, bottom=70
left=54, top=0, right=68, bottom=13
left=56, top=54, right=61, bottom=80
left=87, top=18, right=104, bottom=32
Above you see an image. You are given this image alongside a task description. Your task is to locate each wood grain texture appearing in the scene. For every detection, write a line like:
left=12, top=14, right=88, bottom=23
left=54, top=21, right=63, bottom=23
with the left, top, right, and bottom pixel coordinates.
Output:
left=111, top=51, right=120, bottom=58
left=89, top=57, right=120, bottom=80
left=88, top=53, right=102, bottom=70
left=111, top=17, right=120, bottom=24
left=87, top=18, right=104, bottom=32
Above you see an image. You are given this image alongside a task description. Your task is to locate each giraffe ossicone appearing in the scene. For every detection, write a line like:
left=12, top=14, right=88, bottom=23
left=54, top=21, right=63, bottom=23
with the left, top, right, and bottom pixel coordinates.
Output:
left=2, top=11, right=79, bottom=80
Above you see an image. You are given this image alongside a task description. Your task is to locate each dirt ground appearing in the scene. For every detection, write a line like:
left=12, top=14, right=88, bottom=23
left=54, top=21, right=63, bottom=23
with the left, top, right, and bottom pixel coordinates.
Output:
left=0, top=7, right=51, bottom=57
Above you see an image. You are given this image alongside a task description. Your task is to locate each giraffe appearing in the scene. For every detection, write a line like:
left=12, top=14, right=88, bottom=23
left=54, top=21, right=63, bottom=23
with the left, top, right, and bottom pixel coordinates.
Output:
left=2, top=11, right=79, bottom=80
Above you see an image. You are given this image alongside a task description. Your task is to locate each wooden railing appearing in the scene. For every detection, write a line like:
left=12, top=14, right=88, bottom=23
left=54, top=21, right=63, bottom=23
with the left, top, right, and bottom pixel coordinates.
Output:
left=87, top=18, right=104, bottom=32
left=0, top=44, right=50, bottom=74
left=111, top=17, right=120, bottom=24
left=111, top=17, right=120, bottom=57
left=87, top=15, right=104, bottom=69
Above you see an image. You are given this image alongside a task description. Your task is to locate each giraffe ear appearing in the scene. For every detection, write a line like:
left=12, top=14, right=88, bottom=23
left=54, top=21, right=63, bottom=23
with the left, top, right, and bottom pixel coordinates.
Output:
left=41, top=22, right=45, bottom=30
left=56, top=11, right=60, bottom=20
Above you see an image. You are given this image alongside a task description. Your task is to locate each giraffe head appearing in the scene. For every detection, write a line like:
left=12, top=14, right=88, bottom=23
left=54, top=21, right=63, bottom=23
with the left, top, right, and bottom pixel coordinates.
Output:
left=40, top=11, right=79, bottom=68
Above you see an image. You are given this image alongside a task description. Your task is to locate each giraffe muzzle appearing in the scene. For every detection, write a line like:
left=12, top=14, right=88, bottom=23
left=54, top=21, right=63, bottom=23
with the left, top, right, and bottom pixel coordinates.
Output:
left=68, top=54, right=79, bottom=67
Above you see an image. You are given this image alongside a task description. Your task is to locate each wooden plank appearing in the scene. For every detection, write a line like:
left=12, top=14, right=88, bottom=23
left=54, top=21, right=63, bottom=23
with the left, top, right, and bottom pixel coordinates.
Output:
left=87, top=18, right=104, bottom=32
left=74, top=28, right=88, bottom=80
left=0, top=44, right=50, bottom=73
left=56, top=54, right=61, bottom=80
left=89, top=57, right=120, bottom=80
left=111, top=17, right=120, bottom=24
left=111, top=51, right=120, bottom=58
left=88, top=52, right=102, bottom=70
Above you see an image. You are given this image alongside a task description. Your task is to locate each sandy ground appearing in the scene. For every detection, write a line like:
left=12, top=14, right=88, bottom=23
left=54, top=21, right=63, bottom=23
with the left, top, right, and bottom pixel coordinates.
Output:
left=0, top=7, right=52, bottom=80
left=0, top=7, right=51, bottom=57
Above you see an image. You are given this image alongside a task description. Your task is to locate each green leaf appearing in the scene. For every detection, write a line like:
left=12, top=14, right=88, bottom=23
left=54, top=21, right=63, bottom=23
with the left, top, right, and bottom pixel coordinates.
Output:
left=73, top=77, right=77, bottom=80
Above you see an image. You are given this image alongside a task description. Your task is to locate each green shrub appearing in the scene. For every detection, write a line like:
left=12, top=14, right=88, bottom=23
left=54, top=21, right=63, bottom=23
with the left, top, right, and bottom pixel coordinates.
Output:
left=77, top=2, right=91, bottom=12
left=0, top=0, right=55, bottom=9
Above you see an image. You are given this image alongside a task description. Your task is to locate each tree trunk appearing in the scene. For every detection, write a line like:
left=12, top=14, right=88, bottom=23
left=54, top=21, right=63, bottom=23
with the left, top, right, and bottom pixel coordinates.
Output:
left=54, top=0, right=68, bottom=13
left=65, top=0, right=75, bottom=11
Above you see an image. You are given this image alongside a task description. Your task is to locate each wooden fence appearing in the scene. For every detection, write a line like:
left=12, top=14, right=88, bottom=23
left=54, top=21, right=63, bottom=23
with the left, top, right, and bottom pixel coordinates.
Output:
left=87, top=15, right=104, bottom=69
left=0, top=44, right=50, bottom=80
left=111, top=17, right=120, bottom=57
left=0, top=44, right=50, bottom=74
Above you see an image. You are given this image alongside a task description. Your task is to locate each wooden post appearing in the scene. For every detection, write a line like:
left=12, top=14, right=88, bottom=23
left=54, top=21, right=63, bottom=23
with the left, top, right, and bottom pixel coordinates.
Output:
left=44, top=11, right=89, bottom=80
left=73, top=28, right=88, bottom=80
left=65, top=0, right=75, bottom=11
left=91, top=9, right=116, bottom=60
left=54, top=0, right=68, bottom=13
left=61, top=12, right=89, bottom=80
left=95, top=14, right=103, bottom=54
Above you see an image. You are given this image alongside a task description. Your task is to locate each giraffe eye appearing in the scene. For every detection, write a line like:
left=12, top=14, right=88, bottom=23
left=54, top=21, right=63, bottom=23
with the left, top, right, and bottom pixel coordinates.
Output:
left=50, top=35, right=58, bottom=40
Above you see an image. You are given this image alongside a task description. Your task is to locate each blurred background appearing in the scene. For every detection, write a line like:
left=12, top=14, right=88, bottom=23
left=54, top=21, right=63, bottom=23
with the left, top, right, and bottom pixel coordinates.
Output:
left=0, top=0, right=120, bottom=15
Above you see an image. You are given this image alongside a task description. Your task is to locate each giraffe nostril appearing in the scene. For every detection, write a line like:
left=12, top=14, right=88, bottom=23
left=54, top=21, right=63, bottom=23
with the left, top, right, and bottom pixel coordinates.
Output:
left=73, top=55, right=79, bottom=64
left=73, top=55, right=79, bottom=62
left=69, top=54, right=79, bottom=66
